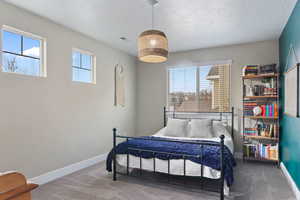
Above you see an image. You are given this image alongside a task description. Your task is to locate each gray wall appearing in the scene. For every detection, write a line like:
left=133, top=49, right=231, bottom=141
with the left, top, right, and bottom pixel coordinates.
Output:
left=0, top=2, right=137, bottom=178
left=136, top=40, right=279, bottom=153
left=0, top=1, right=280, bottom=179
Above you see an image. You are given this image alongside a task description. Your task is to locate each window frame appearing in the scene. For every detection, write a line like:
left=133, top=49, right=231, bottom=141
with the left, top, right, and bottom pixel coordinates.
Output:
left=72, top=48, right=96, bottom=84
left=166, top=60, right=232, bottom=112
left=0, top=25, right=47, bottom=77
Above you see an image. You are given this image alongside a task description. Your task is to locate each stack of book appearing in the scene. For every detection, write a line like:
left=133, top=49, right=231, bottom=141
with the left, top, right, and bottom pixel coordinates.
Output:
left=244, top=100, right=257, bottom=116
left=243, top=65, right=259, bottom=76
left=243, top=143, right=278, bottom=160
left=244, top=128, right=258, bottom=136
left=260, top=104, right=278, bottom=117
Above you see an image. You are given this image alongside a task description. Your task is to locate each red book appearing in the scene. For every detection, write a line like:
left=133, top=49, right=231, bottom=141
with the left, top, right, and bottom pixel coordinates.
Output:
left=274, top=103, right=278, bottom=117
left=261, top=105, right=266, bottom=116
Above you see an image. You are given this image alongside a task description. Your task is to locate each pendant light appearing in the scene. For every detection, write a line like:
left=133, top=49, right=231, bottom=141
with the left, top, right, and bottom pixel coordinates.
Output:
left=138, top=0, right=168, bottom=63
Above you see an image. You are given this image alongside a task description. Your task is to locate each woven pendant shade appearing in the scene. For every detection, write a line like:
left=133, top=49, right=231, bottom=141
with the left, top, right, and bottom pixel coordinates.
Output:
left=138, top=30, right=168, bottom=63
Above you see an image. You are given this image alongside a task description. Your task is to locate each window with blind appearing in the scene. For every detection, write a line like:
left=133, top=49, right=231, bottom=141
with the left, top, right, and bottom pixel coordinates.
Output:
left=168, top=64, right=230, bottom=112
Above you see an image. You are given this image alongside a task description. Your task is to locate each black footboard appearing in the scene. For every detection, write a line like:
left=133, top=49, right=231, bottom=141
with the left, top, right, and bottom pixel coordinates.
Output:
left=112, top=129, right=226, bottom=200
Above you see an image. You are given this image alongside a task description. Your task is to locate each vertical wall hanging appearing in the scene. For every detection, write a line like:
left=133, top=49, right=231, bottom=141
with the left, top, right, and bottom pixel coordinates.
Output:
left=114, top=64, right=125, bottom=107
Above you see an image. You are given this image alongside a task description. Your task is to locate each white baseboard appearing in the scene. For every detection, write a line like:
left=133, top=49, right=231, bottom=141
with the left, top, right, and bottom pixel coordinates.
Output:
left=29, top=153, right=108, bottom=185
left=280, top=162, right=300, bottom=200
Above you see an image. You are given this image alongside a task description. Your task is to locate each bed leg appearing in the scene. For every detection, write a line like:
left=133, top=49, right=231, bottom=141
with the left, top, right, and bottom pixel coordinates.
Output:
left=231, top=107, right=234, bottom=139
left=167, top=156, right=170, bottom=182
left=200, top=145, right=204, bottom=189
left=220, top=135, right=225, bottom=200
left=139, top=151, right=142, bottom=176
left=126, top=138, right=129, bottom=175
left=163, top=107, right=167, bottom=127
left=113, top=128, right=117, bottom=181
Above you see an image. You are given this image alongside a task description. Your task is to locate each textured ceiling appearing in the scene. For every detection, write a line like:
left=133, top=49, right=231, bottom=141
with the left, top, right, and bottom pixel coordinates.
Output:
left=5, top=0, right=297, bottom=55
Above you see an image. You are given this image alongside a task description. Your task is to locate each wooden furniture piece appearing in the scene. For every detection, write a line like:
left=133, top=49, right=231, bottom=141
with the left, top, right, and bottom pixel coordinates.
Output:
left=242, top=71, right=280, bottom=165
left=0, top=172, right=38, bottom=200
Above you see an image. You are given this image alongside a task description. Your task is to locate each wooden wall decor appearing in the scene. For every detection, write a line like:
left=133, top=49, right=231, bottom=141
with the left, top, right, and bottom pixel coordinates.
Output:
left=114, top=64, right=125, bottom=107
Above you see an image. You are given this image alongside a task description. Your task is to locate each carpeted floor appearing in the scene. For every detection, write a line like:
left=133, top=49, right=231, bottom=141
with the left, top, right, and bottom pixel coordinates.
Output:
left=32, top=160, right=295, bottom=200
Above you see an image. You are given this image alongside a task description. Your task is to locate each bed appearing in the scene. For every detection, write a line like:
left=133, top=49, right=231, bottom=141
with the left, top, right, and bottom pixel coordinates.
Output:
left=106, top=107, right=236, bottom=200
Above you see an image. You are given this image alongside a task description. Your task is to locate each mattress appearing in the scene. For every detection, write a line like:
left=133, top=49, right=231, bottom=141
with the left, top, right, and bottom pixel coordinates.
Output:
left=116, top=127, right=234, bottom=195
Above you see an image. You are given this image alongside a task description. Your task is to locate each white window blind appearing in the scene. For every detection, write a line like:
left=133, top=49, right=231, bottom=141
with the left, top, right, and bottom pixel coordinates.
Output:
left=168, top=64, right=230, bottom=112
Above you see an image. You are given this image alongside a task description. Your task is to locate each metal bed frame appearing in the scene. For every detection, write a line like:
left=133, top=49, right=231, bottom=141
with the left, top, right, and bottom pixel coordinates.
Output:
left=112, top=107, right=234, bottom=200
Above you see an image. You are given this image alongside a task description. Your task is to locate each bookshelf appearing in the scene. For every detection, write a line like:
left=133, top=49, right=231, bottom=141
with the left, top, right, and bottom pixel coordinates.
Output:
left=242, top=66, right=279, bottom=165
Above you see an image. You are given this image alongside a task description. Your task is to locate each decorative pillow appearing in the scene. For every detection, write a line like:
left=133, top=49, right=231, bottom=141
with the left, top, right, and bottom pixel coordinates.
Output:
left=164, top=118, right=189, bottom=137
left=212, top=121, right=231, bottom=138
left=188, top=119, right=213, bottom=138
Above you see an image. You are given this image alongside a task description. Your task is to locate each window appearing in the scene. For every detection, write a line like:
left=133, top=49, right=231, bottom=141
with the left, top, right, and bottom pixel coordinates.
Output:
left=1, top=26, right=46, bottom=77
left=72, top=49, right=95, bottom=83
left=168, top=64, right=230, bottom=112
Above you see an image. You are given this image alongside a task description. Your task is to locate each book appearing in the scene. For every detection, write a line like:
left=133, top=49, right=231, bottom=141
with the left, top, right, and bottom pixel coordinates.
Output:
left=274, top=103, right=278, bottom=117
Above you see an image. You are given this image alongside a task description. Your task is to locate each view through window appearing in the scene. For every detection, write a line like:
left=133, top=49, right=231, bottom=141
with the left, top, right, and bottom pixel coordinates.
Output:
left=1, top=28, right=44, bottom=76
left=168, top=64, right=230, bottom=112
left=72, top=50, right=95, bottom=83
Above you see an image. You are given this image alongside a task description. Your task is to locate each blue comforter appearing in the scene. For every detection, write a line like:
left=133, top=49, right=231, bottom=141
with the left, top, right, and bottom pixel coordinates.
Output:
left=106, top=136, right=236, bottom=186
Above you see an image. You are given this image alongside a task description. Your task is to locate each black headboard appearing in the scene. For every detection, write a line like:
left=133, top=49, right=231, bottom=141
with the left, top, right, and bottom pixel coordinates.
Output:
left=163, top=107, right=235, bottom=139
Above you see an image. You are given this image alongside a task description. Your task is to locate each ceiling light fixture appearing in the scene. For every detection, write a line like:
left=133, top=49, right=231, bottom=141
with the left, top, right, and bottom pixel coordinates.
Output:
left=138, top=0, right=168, bottom=63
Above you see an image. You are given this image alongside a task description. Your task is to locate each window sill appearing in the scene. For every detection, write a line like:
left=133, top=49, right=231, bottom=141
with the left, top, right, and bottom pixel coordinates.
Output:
left=0, top=70, right=47, bottom=79
left=71, top=80, right=96, bottom=85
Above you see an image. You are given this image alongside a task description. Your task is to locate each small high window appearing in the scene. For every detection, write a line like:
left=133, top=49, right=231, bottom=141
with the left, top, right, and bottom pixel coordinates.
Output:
left=1, top=26, right=46, bottom=77
left=72, top=49, right=95, bottom=83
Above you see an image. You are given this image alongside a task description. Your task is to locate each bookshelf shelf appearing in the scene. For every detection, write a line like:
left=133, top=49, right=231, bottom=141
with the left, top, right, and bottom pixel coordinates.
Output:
left=243, top=157, right=279, bottom=162
left=242, top=65, right=279, bottom=165
left=242, top=73, right=279, bottom=79
left=244, top=136, right=279, bottom=140
left=244, top=116, right=278, bottom=119
left=244, top=95, right=278, bottom=99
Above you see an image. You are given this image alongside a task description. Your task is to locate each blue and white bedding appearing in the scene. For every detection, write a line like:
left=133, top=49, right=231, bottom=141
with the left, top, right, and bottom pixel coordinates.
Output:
left=106, top=127, right=236, bottom=187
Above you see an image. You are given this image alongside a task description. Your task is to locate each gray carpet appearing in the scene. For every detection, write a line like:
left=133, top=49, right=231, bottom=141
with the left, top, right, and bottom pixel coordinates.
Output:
left=32, top=160, right=295, bottom=200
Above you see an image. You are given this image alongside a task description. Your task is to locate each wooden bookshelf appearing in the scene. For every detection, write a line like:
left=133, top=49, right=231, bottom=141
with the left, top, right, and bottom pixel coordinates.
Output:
left=242, top=67, right=280, bottom=165
left=242, top=73, right=279, bottom=79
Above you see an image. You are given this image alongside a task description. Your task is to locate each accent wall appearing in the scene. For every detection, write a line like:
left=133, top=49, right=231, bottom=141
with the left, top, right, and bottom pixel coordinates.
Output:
left=279, top=0, right=300, bottom=189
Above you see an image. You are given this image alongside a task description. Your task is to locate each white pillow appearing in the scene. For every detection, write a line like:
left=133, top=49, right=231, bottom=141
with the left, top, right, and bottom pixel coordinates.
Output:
left=188, top=119, right=213, bottom=138
left=164, top=118, right=188, bottom=137
left=212, top=121, right=231, bottom=139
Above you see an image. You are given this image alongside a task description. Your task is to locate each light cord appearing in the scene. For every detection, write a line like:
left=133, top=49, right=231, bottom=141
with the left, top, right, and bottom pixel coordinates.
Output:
left=152, top=4, right=154, bottom=29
